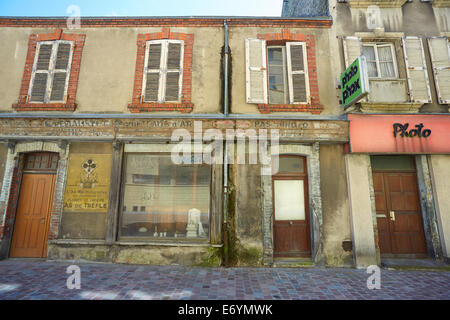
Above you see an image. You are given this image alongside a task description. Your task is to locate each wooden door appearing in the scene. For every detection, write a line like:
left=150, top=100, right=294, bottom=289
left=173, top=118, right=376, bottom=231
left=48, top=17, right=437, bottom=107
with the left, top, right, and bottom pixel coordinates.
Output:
left=373, top=172, right=427, bottom=255
left=273, top=156, right=311, bottom=258
left=9, top=152, right=59, bottom=258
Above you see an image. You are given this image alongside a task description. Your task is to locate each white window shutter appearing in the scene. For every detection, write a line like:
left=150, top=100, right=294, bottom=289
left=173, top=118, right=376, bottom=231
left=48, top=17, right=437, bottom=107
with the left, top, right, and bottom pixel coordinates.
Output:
left=342, top=36, right=362, bottom=68
left=286, top=42, right=309, bottom=104
left=245, top=38, right=267, bottom=104
left=402, top=37, right=432, bottom=103
left=50, top=42, right=73, bottom=102
left=428, top=37, right=450, bottom=104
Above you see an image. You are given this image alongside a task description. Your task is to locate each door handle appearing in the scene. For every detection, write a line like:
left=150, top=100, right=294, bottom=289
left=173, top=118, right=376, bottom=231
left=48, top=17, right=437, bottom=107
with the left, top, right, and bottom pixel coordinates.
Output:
left=289, top=221, right=293, bottom=226
left=40, top=218, right=45, bottom=224
left=390, top=211, right=395, bottom=221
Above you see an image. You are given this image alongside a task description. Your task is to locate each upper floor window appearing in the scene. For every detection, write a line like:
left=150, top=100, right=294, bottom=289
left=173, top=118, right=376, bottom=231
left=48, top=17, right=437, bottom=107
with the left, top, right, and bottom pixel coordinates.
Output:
left=143, top=40, right=184, bottom=103
left=29, top=41, right=73, bottom=103
left=362, top=43, right=398, bottom=79
left=246, top=39, right=310, bottom=105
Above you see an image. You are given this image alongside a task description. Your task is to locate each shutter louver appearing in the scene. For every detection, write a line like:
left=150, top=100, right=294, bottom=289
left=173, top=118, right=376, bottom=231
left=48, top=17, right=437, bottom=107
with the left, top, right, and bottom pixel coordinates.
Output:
left=343, top=36, right=362, bottom=68
left=148, top=44, right=162, bottom=70
left=402, top=37, right=432, bottom=103
left=30, top=73, right=48, bottom=102
left=50, top=72, right=67, bottom=101
left=287, top=42, right=309, bottom=104
left=167, top=43, right=181, bottom=69
left=245, top=39, right=267, bottom=104
left=428, top=37, right=450, bottom=104
left=145, top=73, right=160, bottom=102
left=55, top=43, right=71, bottom=70
left=36, top=44, right=52, bottom=71
left=165, top=72, right=180, bottom=101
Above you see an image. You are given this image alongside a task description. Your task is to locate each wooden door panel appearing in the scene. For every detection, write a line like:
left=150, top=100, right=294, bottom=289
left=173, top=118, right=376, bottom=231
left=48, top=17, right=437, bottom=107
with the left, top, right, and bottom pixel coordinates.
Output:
left=374, top=171, right=427, bottom=255
left=10, top=174, right=55, bottom=258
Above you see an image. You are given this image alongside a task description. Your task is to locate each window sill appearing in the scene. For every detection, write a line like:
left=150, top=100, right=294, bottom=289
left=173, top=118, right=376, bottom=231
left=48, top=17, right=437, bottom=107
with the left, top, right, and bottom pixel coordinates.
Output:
left=50, top=239, right=223, bottom=248
left=12, top=103, right=76, bottom=112
left=128, top=102, right=193, bottom=113
left=359, top=102, right=423, bottom=113
left=257, top=103, right=323, bottom=114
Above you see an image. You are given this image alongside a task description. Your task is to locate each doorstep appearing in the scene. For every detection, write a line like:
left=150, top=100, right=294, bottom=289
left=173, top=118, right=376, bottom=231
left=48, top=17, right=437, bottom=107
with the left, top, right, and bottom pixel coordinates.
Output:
left=272, top=257, right=314, bottom=268
left=381, top=258, right=450, bottom=272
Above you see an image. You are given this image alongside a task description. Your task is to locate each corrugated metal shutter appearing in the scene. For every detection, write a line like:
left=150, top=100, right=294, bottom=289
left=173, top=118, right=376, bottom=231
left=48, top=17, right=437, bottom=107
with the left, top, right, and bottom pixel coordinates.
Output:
left=287, top=42, right=309, bottom=103
left=428, top=37, right=450, bottom=104
left=343, top=36, right=362, bottom=68
left=245, top=38, right=268, bottom=104
left=402, top=37, right=432, bottom=103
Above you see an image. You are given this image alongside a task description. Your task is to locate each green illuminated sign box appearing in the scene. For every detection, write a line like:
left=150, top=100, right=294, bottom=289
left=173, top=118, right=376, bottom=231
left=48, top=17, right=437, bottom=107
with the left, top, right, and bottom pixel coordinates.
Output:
left=341, top=56, right=370, bottom=109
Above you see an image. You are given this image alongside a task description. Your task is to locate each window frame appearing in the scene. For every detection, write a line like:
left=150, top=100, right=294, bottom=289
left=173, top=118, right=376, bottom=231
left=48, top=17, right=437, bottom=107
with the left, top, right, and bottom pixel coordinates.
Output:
left=362, top=42, right=399, bottom=79
left=28, top=40, right=74, bottom=104
left=142, top=39, right=184, bottom=104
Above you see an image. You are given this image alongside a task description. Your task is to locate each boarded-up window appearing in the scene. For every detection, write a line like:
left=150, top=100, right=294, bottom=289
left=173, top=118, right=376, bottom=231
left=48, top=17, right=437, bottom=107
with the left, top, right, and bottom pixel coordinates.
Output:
left=427, top=37, right=450, bottom=104
left=29, top=41, right=73, bottom=103
left=245, top=39, right=310, bottom=105
left=402, top=37, right=432, bottom=103
left=143, top=40, right=184, bottom=103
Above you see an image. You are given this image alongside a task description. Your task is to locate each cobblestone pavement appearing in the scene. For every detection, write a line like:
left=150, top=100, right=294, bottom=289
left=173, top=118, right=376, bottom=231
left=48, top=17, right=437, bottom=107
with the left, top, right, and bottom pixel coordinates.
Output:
left=0, top=259, right=449, bottom=300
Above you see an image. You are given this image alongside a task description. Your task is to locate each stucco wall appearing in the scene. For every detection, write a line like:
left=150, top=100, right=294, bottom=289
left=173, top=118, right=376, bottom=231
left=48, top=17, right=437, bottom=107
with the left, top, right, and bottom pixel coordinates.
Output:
left=0, top=27, right=223, bottom=114
left=345, top=153, right=377, bottom=267
left=429, top=155, right=450, bottom=259
left=320, top=144, right=353, bottom=266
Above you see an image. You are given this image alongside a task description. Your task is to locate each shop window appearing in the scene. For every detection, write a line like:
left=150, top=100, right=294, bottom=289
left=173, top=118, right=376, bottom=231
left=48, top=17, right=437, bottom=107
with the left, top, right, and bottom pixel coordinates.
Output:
left=362, top=43, right=398, bottom=79
left=119, top=154, right=211, bottom=240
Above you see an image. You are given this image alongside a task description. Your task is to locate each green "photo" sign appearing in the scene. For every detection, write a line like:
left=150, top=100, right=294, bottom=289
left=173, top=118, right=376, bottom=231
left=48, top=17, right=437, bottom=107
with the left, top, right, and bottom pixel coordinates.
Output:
left=341, top=56, right=369, bottom=109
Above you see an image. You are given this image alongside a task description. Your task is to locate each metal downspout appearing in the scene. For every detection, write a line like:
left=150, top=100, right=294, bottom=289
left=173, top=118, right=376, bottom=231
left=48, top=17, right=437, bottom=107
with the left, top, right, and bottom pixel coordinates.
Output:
left=223, top=19, right=230, bottom=266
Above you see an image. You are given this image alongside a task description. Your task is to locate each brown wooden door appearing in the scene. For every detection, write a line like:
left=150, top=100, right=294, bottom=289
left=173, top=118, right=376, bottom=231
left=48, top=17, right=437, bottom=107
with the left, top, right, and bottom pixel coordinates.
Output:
left=373, top=172, right=427, bottom=255
left=273, top=156, right=310, bottom=258
left=9, top=174, right=56, bottom=258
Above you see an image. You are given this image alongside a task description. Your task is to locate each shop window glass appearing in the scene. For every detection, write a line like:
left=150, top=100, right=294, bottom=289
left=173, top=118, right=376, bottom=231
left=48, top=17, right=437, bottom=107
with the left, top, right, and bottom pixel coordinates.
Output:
left=120, top=154, right=211, bottom=240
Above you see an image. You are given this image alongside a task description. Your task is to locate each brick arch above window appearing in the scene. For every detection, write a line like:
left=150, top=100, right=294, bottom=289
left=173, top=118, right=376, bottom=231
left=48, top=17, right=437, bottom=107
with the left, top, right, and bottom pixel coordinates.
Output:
left=128, top=28, right=194, bottom=113
left=13, top=29, right=86, bottom=112
left=255, top=29, right=323, bottom=114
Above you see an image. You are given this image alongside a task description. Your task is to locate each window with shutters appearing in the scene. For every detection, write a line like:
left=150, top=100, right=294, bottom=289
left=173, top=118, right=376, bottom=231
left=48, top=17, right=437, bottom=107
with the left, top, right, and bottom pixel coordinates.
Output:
left=129, top=28, right=194, bottom=113
left=29, top=41, right=73, bottom=103
left=13, top=29, right=86, bottom=112
left=362, top=43, right=398, bottom=79
left=246, top=29, right=323, bottom=114
left=342, top=36, right=432, bottom=106
left=143, top=40, right=184, bottom=103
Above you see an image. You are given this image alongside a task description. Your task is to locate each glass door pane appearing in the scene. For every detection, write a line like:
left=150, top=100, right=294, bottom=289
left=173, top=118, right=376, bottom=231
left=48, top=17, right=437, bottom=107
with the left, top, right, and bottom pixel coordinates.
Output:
left=274, top=180, right=305, bottom=220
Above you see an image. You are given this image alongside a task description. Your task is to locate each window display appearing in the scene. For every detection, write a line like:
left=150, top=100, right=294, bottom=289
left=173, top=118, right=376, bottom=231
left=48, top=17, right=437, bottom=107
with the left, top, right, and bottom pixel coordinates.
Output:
left=120, top=153, right=211, bottom=240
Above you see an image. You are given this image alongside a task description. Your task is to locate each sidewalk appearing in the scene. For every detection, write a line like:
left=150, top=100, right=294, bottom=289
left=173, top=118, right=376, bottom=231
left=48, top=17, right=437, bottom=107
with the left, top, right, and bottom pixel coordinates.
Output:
left=0, top=259, right=449, bottom=300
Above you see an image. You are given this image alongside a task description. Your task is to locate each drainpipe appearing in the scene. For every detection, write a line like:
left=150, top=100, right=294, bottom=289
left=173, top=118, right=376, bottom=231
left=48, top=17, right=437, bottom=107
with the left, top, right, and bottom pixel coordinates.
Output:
left=222, top=19, right=230, bottom=266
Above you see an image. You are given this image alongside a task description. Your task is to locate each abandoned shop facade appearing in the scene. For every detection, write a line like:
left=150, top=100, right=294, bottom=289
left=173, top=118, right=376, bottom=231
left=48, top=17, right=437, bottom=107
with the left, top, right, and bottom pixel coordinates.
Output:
left=0, top=17, right=356, bottom=267
left=327, top=0, right=450, bottom=266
